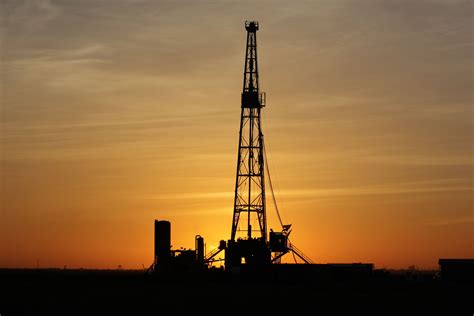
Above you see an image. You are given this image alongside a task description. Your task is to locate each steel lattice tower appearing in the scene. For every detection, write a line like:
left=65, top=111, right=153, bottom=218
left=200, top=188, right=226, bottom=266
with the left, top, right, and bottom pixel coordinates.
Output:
left=230, top=21, right=267, bottom=242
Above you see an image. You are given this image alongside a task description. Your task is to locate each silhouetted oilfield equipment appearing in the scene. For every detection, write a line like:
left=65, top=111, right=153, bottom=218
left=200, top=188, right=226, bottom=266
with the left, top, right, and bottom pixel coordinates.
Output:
left=153, top=220, right=170, bottom=269
left=438, top=259, right=474, bottom=282
left=148, top=21, right=374, bottom=279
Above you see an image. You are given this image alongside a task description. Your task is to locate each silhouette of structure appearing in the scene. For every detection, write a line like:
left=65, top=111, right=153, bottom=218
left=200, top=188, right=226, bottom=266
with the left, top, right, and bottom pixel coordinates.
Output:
left=149, top=21, right=376, bottom=277
left=149, top=21, right=314, bottom=275
left=224, top=21, right=315, bottom=270
left=150, top=220, right=206, bottom=273
left=225, top=20, right=272, bottom=269
left=153, top=220, right=170, bottom=270
left=230, top=20, right=267, bottom=243
left=438, top=259, right=474, bottom=282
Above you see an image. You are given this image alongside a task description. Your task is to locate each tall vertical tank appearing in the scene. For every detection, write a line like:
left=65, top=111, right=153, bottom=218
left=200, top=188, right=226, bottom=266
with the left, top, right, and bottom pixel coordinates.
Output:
left=154, top=220, right=171, bottom=268
left=195, top=235, right=204, bottom=265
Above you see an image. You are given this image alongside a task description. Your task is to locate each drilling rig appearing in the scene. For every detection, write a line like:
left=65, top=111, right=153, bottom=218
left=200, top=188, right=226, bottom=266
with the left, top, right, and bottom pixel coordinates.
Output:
left=224, top=20, right=271, bottom=269
left=149, top=21, right=375, bottom=280
left=151, top=21, right=312, bottom=275
left=222, top=21, right=311, bottom=270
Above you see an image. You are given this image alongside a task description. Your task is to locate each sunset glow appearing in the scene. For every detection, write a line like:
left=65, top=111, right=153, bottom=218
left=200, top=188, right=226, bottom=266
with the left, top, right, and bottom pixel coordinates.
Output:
left=1, top=0, right=472, bottom=269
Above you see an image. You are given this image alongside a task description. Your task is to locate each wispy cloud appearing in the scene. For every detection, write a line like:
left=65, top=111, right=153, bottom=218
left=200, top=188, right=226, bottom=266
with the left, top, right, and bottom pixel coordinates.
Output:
left=141, top=191, right=233, bottom=200
left=140, top=179, right=473, bottom=202
left=3, top=0, right=60, bottom=30
left=425, top=216, right=474, bottom=227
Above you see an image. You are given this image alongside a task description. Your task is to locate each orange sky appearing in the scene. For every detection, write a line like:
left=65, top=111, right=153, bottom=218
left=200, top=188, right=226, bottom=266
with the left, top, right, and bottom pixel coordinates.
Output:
left=1, top=0, right=473, bottom=269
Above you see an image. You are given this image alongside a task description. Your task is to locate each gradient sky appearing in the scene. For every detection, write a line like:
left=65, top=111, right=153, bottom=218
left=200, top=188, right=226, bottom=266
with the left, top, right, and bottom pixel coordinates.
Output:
left=1, top=0, right=472, bottom=269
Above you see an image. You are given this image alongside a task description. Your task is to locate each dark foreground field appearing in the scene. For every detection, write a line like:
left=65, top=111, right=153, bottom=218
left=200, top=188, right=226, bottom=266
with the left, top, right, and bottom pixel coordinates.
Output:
left=1, top=268, right=472, bottom=315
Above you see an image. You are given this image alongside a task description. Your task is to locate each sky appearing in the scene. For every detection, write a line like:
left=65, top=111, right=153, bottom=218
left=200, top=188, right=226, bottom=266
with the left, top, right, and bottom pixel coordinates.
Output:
left=1, top=0, right=472, bottom=269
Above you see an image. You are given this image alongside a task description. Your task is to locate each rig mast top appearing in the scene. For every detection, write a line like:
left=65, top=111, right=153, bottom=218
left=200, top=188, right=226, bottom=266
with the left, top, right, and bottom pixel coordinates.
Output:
left=241, top=21, right=265, bottom=109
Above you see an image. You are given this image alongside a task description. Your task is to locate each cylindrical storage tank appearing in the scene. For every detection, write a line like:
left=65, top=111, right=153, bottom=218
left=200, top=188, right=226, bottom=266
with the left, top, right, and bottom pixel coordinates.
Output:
left=195, top=235, right=204, bottom=265
left=219, top=240, right=226, bottom=250
left=154, top=220, right=171, bottom=267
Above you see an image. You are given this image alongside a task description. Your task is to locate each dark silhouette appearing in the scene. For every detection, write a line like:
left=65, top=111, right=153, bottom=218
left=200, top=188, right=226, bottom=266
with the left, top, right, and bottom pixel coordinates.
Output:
left=1, top=264, right=472, bottom=316
left=438, top=259, right=474, bottom=282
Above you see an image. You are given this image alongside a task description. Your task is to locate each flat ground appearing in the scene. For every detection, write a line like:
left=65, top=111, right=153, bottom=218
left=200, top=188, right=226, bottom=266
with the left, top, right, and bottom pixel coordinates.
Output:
left=0, top=269, right=472, bottom=315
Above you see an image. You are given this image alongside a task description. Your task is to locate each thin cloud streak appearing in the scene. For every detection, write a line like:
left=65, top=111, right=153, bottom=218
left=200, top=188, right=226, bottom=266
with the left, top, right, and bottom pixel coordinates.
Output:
left=425, top=217, right=474, bottom=227
left=141, top=184, right=472, bottom=201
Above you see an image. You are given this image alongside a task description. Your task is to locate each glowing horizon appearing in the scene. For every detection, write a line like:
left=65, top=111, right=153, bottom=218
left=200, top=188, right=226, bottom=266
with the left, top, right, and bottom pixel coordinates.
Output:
left=1, top=0, right=473, bottom=270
